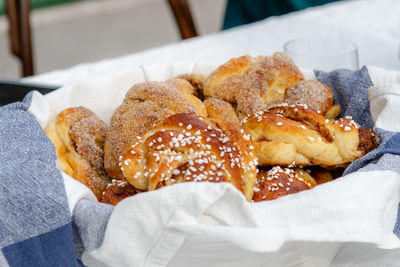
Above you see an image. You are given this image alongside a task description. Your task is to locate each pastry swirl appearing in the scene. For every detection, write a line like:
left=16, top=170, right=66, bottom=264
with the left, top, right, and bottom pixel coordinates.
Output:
left=241, top=104, right=378, bottom=166
left=45, top=107, right=111, bottom=200
left=120, top=113, right=258, bottom=201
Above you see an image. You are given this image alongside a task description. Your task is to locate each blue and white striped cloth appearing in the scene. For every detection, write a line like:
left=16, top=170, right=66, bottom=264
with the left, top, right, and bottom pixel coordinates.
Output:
left=1, top=64, right=400, bottom=267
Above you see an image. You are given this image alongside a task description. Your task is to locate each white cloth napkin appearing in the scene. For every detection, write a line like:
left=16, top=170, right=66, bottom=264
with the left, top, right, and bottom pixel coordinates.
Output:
left=27, top=62, right=400, bottom=267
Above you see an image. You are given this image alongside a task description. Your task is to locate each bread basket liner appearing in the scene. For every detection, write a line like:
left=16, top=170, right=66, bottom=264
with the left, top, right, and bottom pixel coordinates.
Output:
left=27, top=62, right=400, bottom=266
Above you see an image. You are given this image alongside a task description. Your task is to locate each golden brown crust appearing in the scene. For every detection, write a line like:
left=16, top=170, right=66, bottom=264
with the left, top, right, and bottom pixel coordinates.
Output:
left=204, top=97, right=240, bottom=125
left=204, top=55, right=254, bottom=103
left=104, top=81, right=207, bottom=179
left=120, top=113, right=258, bottom=201
left=203, top=53, right=338, bottom=121
left=203, top=53, right=305, bottom=118
left=45, top=107, right=111, bottom=200
left=101, top=180, right=143, bottom=206
left=358, top=127, right=379, bottom=154
left=253, top=167, right=317, bottom=202
left=123, top=81, right=207, bottom=117
left=305, top=167, right=333, bottom=185
left=325, top=104, right=341, bottom=120
left=211, top=118, right=257, bottom=199
left=166, top=78, right=197, bottom=95
left=241, top=104, right=379, bottom=166
left=104, top=101, right=174, bottom=179
left=176, top=73, right=208, bottom=99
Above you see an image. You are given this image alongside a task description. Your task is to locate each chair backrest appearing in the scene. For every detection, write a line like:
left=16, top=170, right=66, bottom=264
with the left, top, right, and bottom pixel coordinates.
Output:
left=5, top=0, right=34, bottom=77
left=5, top=0, right=198, bottom=78
left=167, top=0, right=198, bottom=39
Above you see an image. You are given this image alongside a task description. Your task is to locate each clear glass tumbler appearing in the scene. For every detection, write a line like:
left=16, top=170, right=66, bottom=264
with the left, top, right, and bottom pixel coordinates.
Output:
left=283, top=37, right=359, bottom=71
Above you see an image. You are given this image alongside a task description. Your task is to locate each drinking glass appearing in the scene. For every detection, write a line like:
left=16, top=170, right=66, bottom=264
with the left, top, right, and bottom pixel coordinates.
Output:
left=283, top=37, right=359, bottom=71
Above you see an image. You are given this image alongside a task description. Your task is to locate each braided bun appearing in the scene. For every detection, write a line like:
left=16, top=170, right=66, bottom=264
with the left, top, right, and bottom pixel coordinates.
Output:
left=45, top=107, right=111, bottom=200
left=203, top=53, right=337, bottom=119
left=241, top=104, right=378, bottom=167
left=104, top=80, right=207, bottom=179
left=120, top=113, right=258, bottom=201
left=253, top=166, right=317, bottom=202
left=101, top=180, right=143, bottom=206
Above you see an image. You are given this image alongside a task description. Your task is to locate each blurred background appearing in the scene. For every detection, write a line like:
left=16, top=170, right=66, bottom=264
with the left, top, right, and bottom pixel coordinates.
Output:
left=0, top=0, right=226, bottom=79
left=2, top=0, right=398, bottom=82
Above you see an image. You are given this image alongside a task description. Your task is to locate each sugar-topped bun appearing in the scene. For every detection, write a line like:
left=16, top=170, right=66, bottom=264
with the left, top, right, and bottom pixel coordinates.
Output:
left=101, top=180, right=143, bottom=206
left=45, top=107, right=111, bottom=200
left=253, top=167, right=317, bottom=202
left=120, top=113, right=258, bottom=201
left=241, top=104, right=378, bottom=167
left=104, top=80, right=207, bottom=180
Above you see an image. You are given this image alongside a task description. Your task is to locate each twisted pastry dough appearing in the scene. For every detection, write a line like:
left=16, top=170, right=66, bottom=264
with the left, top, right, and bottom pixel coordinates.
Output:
left=204, top=97, right=240, bottom=125
left=204, top=53, right=305, bottom=117
left=253, top=166, right=317, bottom=202
left=203, top=53, right=336, bottom=119
left=285, top=80, right=334, bottom=116
left=101, top=180, right=143, bottom=206
left=241, top=104, right=378, bottom=167
left=104, top=80, right=207, bottom=179
left=45, top=107, right=111, bottom=200
left=120, top=113, right=258, bottom=201
left=176, top=73, right=208, bottom=100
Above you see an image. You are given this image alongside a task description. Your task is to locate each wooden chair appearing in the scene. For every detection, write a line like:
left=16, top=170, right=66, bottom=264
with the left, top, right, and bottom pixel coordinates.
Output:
left=4, top=0, right=198, bottom=78
left=5, top=0, right=34, bottom=77
left=167, top=0, right=198, bottom=39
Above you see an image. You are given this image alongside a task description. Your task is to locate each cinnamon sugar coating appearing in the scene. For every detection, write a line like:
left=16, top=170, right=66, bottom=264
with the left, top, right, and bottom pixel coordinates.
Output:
left=204, top=97, right=240, bottom=125
left=45, top=107, right=111, bottom=200
left=285, top=80, right=334, bottom=115
left=104, top=80, right=207, bottom=179
left=204, top=53, right=336, bottom=119
left=204, top=53, right=305, bottom=118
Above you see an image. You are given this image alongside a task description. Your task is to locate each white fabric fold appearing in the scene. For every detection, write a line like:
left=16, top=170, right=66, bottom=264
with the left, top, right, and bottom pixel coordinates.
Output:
left=83, top=170, right=400, bottom=267
left=367, top=66, right=400, bottom=132
left=27, top=62, right=400, bottom=266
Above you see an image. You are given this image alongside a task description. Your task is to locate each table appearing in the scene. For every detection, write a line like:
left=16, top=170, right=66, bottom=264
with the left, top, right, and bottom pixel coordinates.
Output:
left=23, top=0, right=400, bottom=87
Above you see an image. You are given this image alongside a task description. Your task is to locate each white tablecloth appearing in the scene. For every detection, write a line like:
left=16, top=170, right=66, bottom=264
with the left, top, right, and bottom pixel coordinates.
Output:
left=24, top=0, right=400, bottom=86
